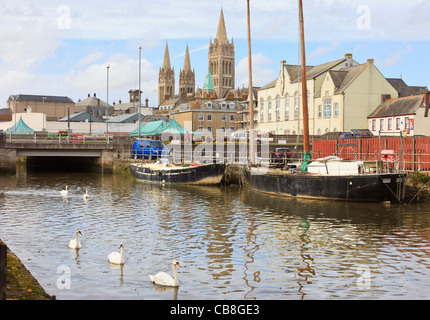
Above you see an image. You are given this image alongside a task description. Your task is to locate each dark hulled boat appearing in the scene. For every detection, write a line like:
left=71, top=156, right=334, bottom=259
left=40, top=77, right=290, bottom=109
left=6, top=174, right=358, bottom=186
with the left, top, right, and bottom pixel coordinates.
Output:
left=130, top=163, right=225, bottom=185
left=245, top=168, right=405, bottom=203
left=244, top=0, right=406, bottom=203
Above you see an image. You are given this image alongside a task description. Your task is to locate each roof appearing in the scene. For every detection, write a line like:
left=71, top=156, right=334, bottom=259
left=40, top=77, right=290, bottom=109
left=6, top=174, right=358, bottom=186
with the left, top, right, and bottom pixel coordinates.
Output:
left=59, top=112, right=104, bottom=122
left=7, top=94, right=74, bottom=104
left=368, top=95, right=425, bottom=118
left=108, top=113, right=144, bottom=123
left=332, top=64, right=367, bottom=94
left=292, top=58, right=346, bottom=83
left=386, top=78, right=428, bottom=97
left=75, top=96, right=112, bottom=108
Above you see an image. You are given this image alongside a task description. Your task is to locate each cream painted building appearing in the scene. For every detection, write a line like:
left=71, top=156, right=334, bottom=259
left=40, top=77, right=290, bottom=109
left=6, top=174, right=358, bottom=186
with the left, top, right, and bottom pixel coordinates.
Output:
left=257, top=54, right=399, bottom=135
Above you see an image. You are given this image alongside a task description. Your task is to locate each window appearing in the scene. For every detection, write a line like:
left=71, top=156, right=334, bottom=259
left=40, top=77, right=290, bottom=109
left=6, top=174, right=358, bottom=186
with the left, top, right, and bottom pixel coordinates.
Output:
left=221, top=114, right=226, bottom=122
left=198, top=114, right=204, bottom=121
left=380, top=119, right=384, bottom=131
left=230, top=114, right=235, bottom=122
left=229, top=102, right=235, bottom=109
left=396, top=118, right=401, bottom=130
left=324, top=98, right=332, bottom=117
left=318, top=105, right=322, bottom=119
left=268, top=97, right=272, bottom=122
left=405, top=117, right=410, bottom=129
left=207, top=114, right=212, bottom=121
left=221, top=127, right=225, bottom=133
left=334, top=103, right=339, bottom=117
left=229, top=127, right=234, bottom=133
left=206, top=102, right=212, bottom=108
left=221, top=102, right=227, bottom=109
left=276, top=96, right=281, bottom=121
left=285, top=94, right=290, bottom=120
left=388, top=118, right=393, bottom=130
left=294, top=92, right=299, bottom=119
left=207, top=126, right=212, bottom=133
left=260, top=99, right=264, bottom=122
left=198, top=126, right=204, bottom=132
left=372, top=119, right=377, bottom=131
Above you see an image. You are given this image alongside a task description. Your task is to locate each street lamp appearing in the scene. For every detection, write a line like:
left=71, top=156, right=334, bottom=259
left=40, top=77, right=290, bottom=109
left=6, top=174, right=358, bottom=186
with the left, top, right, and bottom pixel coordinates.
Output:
left=106, top=65, right=110, bottom=135
left=42, top=97, right=47, bottom=131
left=138, top=46, right=142, bottom=139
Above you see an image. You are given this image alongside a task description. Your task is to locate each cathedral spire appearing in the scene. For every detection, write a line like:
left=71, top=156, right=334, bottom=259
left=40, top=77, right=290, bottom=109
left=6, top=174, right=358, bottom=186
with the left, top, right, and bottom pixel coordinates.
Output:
left=216, top=8, right=228, bottom=44
left=163, top=42, right=171, bottom=70
left=183, top=44, right=191, bottom=72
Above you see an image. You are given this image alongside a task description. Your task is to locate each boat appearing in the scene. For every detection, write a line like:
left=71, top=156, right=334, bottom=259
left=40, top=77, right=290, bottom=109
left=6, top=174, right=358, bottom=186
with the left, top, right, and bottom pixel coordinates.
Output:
left=130, top=162, right=226, bottom=185
left=244, top=0, right=406, bottom=203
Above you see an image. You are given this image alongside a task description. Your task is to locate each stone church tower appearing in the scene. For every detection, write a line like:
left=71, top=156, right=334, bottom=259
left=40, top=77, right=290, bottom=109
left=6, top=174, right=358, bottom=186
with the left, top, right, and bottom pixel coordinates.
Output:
left=209, top=9, right=235, bottom=99
left=179, top=45, right=195, bottom=97
left=158, top=42, right=175, bottom=105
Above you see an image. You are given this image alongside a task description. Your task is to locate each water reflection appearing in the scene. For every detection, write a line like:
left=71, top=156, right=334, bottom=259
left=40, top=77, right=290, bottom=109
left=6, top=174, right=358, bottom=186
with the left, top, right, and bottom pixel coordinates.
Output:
left=0, top=172, right=430, bottom=299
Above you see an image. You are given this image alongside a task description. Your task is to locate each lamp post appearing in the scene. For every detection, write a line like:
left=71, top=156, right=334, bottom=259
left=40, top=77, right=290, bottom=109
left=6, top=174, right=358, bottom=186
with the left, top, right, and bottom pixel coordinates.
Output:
left=106, top=65, right=110, bottom=135
left=247, top=0, right=255, bottom=164
left=42, top=97, right=47, bottom=131
left=138, top=46, right=142, bottom=139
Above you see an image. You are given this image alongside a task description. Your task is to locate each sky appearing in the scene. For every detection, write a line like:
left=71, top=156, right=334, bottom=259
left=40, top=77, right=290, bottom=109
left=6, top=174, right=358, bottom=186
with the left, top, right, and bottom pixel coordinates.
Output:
left=0, top=0, right=429, bottom=109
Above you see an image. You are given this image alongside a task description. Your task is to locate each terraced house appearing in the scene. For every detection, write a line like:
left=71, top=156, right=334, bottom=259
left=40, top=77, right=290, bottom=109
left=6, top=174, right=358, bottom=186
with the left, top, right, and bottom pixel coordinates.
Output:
left=256, top=54, right=398, bottom=135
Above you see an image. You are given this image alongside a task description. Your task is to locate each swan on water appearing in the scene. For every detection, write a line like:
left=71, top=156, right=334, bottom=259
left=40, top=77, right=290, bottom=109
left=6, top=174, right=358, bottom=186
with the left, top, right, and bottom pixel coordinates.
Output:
left=83, top=189, right=89, bottom=200
left=149, top=260, right=180, bottom=287
left=60, top=186, right=69, bottom=196
left=108, top=243, right=125, bottom=265
left=69, top=230, right=82, bottom=249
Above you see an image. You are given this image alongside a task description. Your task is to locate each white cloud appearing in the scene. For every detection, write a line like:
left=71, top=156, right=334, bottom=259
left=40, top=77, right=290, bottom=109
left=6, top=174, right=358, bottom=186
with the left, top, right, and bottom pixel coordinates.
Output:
left=377, top=44, right=414, bottom=67
left=236, top=53, right=276, bottom=88
left=308, top=42, right=341, bottom=60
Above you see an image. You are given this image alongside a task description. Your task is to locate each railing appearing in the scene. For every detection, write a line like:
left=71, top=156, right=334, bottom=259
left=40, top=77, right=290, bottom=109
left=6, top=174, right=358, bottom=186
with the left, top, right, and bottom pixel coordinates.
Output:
left=5, top=133, right=113, bottom=144
left=314, top=136, right=430, bottom=172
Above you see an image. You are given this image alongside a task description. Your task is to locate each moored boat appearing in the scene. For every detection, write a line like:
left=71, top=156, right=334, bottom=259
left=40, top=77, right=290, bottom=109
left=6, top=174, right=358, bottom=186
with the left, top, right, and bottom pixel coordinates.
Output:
left=130, top=162, right=226, bottom=185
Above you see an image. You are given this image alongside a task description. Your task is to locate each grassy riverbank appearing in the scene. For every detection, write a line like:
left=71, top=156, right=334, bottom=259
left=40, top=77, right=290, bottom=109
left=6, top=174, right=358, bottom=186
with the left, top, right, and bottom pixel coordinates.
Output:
left=0, top=240, right=53, bottom=300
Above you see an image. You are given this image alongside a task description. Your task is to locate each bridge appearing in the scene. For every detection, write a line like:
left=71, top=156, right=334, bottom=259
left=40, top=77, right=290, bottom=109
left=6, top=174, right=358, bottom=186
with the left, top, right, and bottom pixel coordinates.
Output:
left=0, top=133, right=131, bottom=172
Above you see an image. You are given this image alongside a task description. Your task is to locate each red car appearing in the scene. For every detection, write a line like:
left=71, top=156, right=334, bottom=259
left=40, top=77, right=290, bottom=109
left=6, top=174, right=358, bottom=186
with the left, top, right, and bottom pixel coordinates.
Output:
left=271, top=148, right=292, bottom=162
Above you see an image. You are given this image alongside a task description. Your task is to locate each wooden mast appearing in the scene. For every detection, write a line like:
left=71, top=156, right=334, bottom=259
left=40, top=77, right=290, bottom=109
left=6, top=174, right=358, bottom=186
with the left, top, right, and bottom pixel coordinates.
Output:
left=298, top=0, right=311, bottom=165
left=247, top=0, right=255, bottom=164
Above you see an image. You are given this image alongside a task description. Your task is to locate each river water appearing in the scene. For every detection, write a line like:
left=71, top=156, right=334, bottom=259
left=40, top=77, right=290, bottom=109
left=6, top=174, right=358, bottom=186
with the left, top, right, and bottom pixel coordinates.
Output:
left=1, top=171, right=430, bottom=300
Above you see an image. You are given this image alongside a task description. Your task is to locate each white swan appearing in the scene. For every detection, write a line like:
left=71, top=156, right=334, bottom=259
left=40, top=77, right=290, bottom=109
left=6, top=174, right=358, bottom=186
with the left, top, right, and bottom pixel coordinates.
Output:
left=83, top=189, right=89, bottom=200
left=60, top=186, right=69, bottom=196
left=69, top=230, right=82, bottom=249
left=108, top=243, right=125, bottom=265
left=149, top=260, right=181, bottom=287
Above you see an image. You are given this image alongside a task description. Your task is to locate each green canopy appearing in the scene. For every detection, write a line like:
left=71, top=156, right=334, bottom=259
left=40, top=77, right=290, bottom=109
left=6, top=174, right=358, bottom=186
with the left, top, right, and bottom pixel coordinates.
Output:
left=130, top=120, right=167, bottom=136
left=160, top=118, right=199, bottom=137
left=6, top=117, right=34, bottom=135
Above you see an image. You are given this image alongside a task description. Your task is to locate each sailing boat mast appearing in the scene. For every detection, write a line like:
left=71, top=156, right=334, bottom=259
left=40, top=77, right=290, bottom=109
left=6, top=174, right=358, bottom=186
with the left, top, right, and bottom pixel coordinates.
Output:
left=247, top=0, right=255, bottom=164
left=298, top=0, right=311, bottom=169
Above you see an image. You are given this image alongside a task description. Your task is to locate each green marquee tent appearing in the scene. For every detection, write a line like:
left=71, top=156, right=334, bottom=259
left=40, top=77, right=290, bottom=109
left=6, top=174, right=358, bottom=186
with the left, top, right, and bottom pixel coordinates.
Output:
left=6, top=117, right=34, bottom=135
left=130, top=120, right=167, bottom=137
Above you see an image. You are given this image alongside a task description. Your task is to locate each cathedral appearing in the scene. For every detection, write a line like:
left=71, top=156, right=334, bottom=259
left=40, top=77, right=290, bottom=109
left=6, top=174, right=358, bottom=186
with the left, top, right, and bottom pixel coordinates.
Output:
left=158, top=8, right=235, bottom=105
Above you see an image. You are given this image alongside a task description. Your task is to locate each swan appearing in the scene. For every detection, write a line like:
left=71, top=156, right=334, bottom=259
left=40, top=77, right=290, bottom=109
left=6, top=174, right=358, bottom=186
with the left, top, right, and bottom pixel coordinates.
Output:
left=83, top=189, right=89, bottom=200
left=69, top=230, right=82, bottom=249
left=149, top=260, right=181, bottom=287
left=60, top=186, right=69, bottom=196
left=108, top=243, right=125, bottom=265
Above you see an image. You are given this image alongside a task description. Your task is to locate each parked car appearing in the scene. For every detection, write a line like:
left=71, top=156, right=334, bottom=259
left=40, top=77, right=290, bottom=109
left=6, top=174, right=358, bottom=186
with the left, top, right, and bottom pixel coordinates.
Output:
left=132, top=140, right=169, bottom=159
left=340, top=133, right=361, bottom=139
left=271, top=148, right=292, bottom=162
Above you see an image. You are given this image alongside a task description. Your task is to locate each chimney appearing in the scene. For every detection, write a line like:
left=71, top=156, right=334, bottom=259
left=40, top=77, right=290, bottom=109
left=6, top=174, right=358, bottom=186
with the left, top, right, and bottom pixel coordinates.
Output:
left=367, top=59, right=374, bottom=66
left=165, top=95, right=170, bottom=101
left=145, top=98, right=149, bottom=107
left=425, top=89, right=429, bottom=118
left=88, top=93, right=90, bottom=98
left=118, top=99, right=122, bottom=104
left=94, top=93, right=96, bottom=97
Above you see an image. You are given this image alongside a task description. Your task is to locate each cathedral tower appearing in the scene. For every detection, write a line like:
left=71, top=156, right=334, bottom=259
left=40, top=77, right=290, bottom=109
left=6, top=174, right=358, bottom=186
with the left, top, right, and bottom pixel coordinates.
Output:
left=179, top=45, right=195, bottom=97
left=158, top=42, right=175, bottom=105
left=208, top=9, right=235, bottom=98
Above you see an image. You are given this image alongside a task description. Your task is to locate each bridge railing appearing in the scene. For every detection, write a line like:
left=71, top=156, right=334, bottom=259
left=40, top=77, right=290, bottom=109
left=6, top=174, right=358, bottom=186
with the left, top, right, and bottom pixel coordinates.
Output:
left=5, top=132, right=113, bottom=144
